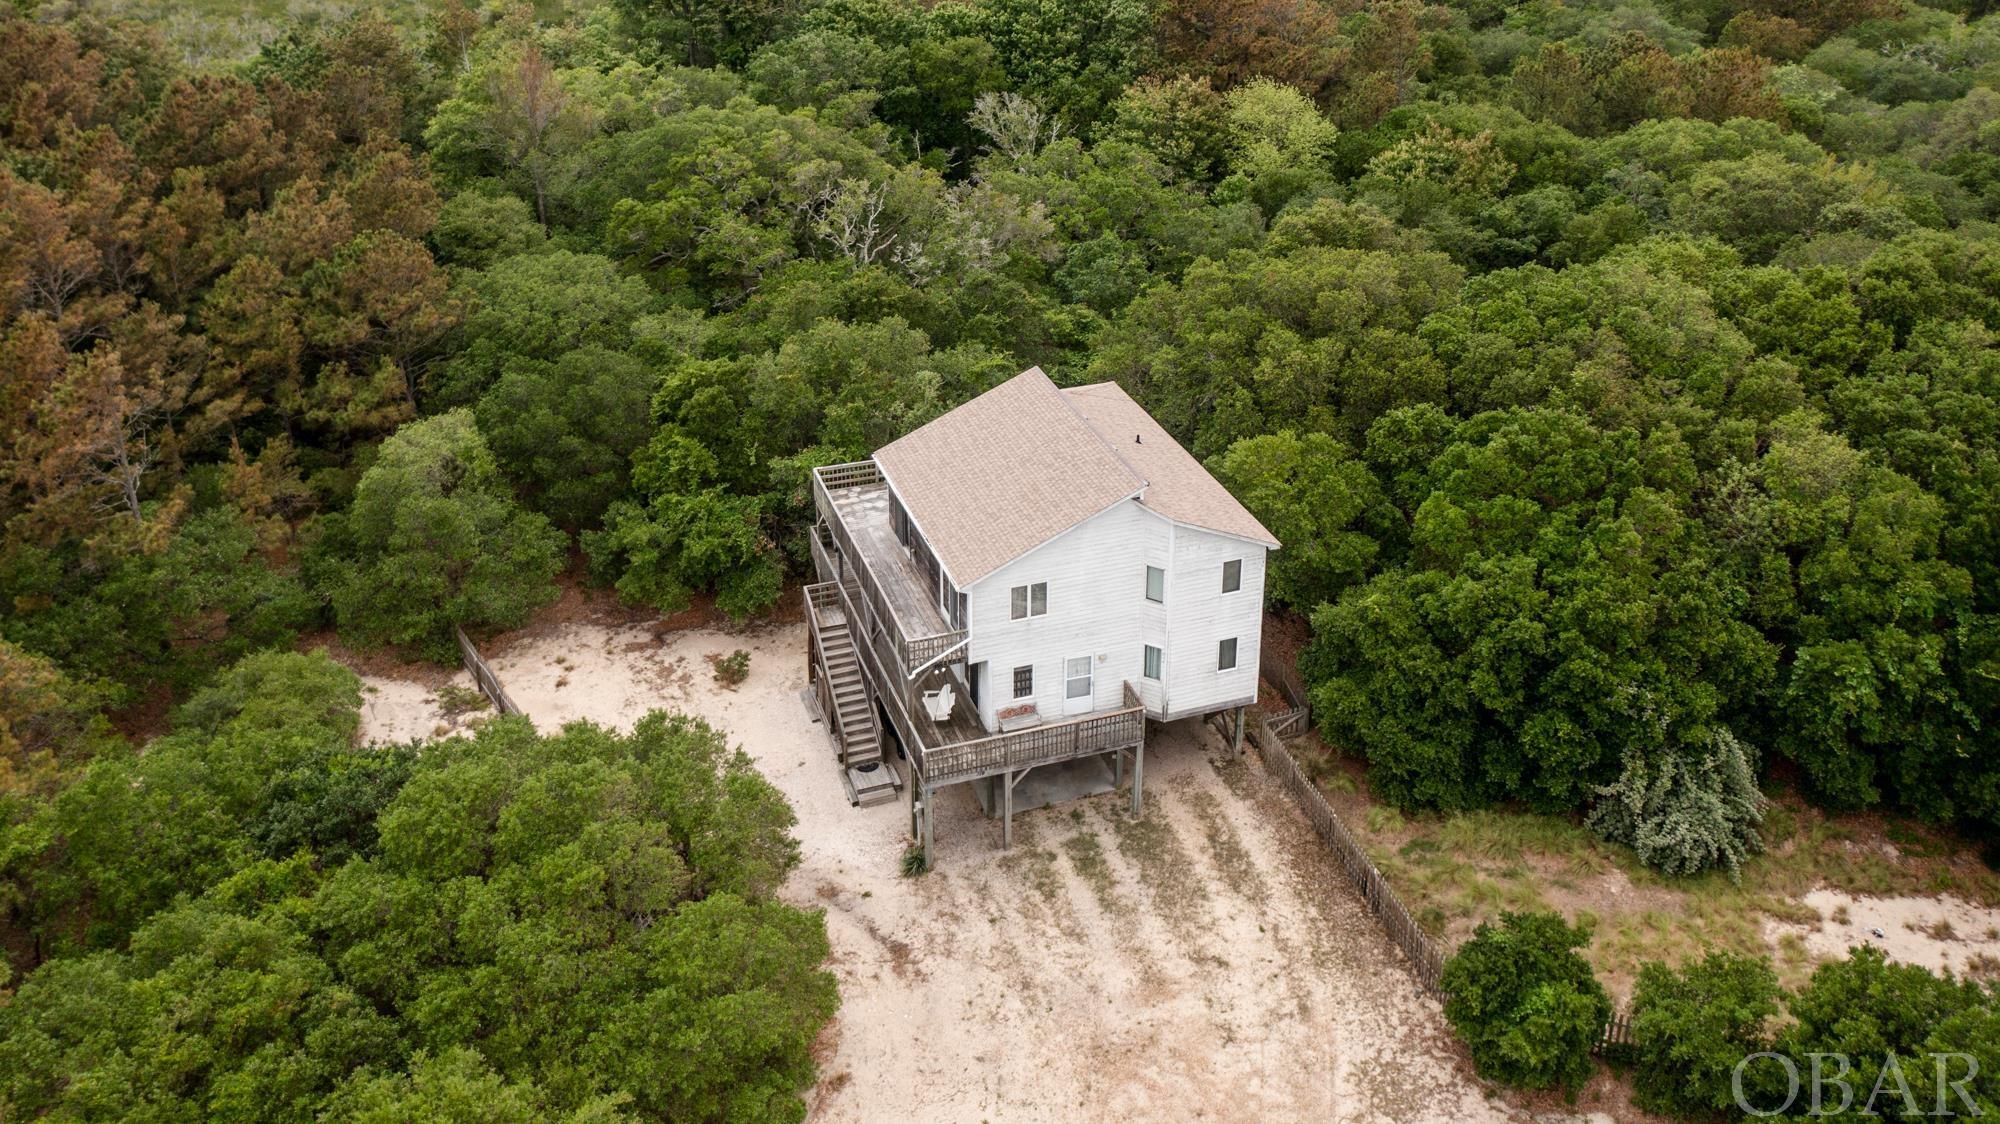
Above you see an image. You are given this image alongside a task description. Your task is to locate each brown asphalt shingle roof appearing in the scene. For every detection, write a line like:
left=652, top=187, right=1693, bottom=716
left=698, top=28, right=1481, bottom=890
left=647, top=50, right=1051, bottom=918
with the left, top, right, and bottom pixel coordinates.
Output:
left=1062, top=381, right=1281, bottom=551
left=873, top=368, right=1278, bottom=587
left=875, top=368, right=1142, bottom=586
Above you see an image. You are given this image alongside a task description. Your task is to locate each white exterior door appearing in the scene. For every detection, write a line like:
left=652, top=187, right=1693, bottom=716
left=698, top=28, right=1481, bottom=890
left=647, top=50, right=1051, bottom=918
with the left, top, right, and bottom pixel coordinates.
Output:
left=1063, top=656, right=1094, bottom=715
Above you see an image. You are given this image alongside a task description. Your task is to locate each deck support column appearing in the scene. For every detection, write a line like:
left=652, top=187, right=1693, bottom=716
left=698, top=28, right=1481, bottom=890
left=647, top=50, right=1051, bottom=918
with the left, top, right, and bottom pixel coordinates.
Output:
left=1130, top=740, right=1144, bottom=815
left=921, top=780, right=935, bottom=856
left=1002, top=770, right=1014, bottom=849
left=1113, top=748, right=1123, bottom=786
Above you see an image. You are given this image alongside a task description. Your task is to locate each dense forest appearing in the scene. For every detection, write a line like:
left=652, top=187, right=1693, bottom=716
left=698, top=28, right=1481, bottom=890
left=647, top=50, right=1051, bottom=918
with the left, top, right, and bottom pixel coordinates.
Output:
left=2, top=0, right=1998, bottom=1112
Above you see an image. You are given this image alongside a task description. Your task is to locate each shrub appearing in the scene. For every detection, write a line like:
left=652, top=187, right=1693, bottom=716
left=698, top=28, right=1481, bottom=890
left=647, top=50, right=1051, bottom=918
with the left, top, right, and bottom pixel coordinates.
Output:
left=326, top=411, right=566, bottom=662
left=1588, top=728, right=1766, bottom=876
left=1440, top=911, right=1612, bottom=1091
left=0, top=712, right=836, bottom=1120
left=1727, top=946, right=1995, bottom=1115
left=711, top=649, right=752, bottom=687
left=1630, top=951, right=1783, bottom=1118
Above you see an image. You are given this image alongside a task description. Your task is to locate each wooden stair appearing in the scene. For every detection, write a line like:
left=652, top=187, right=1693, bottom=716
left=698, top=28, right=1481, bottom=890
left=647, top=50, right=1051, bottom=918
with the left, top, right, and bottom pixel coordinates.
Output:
left=819, top=616, right=881, bottom=767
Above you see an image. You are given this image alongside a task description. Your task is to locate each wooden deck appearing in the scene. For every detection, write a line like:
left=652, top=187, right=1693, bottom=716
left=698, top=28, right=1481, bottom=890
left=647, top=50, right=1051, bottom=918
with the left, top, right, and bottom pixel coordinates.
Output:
left=806, top=584, right=988, bottom=747
left=807, top=458, right=1150, bottom=856
left=811, top=463, right=968, bottom=676
left=804, top=580, right=1144, bottom=783
left=824, top=483, right=952, bottom=639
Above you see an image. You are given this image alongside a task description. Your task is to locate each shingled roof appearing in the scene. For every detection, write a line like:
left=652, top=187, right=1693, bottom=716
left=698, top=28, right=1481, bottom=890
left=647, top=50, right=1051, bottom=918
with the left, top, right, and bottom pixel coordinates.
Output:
left=1061, top=381, right=1281, bottom=551
left=873, top=368, right=1278, bottom=586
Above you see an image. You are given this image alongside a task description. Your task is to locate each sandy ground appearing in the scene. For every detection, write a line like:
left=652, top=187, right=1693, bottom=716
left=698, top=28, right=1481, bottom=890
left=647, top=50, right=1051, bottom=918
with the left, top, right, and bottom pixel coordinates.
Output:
left=355, top=674, right=476, bottom=744
left=1767, top=888, right=2000, bottom=980
left=349, top=615, right=1583, bottom=1123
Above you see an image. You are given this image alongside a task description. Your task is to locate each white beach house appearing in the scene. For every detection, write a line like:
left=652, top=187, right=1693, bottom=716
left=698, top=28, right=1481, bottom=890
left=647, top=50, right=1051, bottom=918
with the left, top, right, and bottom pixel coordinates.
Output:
left=804, top=367, right=1279, bottom=851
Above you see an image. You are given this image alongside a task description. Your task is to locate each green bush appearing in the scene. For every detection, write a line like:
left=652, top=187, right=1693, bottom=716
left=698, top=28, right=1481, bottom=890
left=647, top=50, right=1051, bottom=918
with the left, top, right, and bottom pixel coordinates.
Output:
left=0, top=710, right=837, bottom=1120
left=1743, top=945, right=1988, bottom=1113
left=326, top=411, right=566, bottom=662
left=1440, top=911, right=1612, bottom=1091
left=1588, top=728, right=1766, bottom=877
left=712, top=648, right=752, bottom=687
left=1630, top=951, right=1783, bottom=1118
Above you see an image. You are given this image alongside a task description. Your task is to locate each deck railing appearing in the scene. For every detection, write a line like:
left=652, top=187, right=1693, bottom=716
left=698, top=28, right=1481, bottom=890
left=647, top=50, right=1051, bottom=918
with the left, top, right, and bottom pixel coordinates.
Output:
left=811, top=462, right=968, bottom=678
left=925, top=682, right=1146, bottom=787
left=807, top=578, right=932, bottom=777
left=808, top=575, right=1147, bottom=789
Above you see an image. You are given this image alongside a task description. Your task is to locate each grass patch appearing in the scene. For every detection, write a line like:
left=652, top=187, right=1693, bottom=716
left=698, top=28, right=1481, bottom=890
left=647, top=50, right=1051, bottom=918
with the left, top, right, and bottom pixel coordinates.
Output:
left=433, top=682, right=490, bottom=717
left=1108, top=801, right=1210, bottom=929
left=1298, top=735, right=2000, bottom=997
left=999, top=845, right=1065, bottom=907
left=1061, top=832, right=1121, bottom=915
left=1184, top=789, right=1269, bottom=907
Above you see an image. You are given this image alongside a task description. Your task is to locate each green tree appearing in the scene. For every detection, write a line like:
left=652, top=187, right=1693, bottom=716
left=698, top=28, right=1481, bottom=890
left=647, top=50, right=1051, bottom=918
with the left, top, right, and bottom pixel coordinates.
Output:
left=325, top=410, right=565, bottom=661
left=1629, top=951, right=1784, bottom=1118
left=1211, top=430, right=1391, bottom=612
left=9, top=651, right=363, bottom=960
left=0, top=709, right=837, bottom=1122
left=431, top=249, right=662, bottom=407
left=1089, top=242, right=1462, bottom=459
left=1440, top=911, right=1612, bottom=1091
left=474, top=345, right=658, bottom=529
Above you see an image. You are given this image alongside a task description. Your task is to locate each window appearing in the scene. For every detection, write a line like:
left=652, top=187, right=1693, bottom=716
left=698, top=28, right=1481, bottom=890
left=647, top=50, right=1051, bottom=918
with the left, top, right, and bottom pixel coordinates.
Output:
left=1218, top=637, right=1238, bottom=671
left=1222, top=559, right=1242, bottom=593
left=1012, top=665, right=1034, bottom=698
left=1010, top=582, right=1048, bottom=619
left=1143, top=645, right=1162, bottom=680
left=1144, top=565, right=1164, bottom=603
left=1065, top=657, right=1093, bottom=700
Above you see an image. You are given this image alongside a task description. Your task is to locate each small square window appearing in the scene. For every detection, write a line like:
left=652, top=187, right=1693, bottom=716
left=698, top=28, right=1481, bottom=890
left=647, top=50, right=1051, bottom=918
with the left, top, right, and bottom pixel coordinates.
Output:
left=1222, top=559, right=1241, bottom=593
left=1143, top=645, right=1162, bottom=680
left=1013, top=665, right=1033, bottom=698
left=1218, top=637, right=1238, bottom=671
left=1144, top=565, right=1164, bottom=603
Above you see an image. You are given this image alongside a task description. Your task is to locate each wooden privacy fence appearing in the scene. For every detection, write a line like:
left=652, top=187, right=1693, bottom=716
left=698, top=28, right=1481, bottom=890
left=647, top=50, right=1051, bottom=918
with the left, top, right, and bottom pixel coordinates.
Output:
left=454, top=626, right=520, bottom=716
left=1268, top=706, right=1309, bottom=739
left=1250, top=712, right=1445, bottom=995
left=1246, top=708, right=1632, bottom=1053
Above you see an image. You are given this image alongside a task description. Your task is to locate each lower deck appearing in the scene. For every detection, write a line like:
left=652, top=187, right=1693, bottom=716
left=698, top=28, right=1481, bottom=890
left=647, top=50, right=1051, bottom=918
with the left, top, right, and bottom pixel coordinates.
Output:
left=804, top=579, right=1148, bottom=854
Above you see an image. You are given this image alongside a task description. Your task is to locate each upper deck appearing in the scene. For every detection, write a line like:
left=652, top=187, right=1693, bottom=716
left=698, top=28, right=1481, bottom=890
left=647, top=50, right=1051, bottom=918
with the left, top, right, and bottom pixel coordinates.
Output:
left=824, top=481, right=953, bottom=639
left=811, top=462, right=968, bottom=677
left=809, top=461, right=1147, bottom=788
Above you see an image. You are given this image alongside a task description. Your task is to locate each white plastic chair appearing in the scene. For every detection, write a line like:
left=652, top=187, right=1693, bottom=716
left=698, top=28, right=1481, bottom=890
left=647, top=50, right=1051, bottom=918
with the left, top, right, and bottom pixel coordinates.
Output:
left=922, top=681, right=956, bottom=722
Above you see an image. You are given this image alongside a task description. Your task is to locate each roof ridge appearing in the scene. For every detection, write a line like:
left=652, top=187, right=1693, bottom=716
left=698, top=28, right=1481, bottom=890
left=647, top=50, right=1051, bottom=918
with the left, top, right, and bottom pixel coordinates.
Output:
left=1043, top=370, right=1147, bottom=491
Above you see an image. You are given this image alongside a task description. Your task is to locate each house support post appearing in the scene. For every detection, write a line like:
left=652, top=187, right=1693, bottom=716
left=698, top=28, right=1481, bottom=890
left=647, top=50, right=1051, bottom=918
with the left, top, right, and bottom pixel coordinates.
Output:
left=1131, top=737, right=1145, bottom=815
left=1232, top=706, right=1245, bottom=755
left=922, top=780, right=935, bottom=857
left=1002, top=770, right=1014, bottom=849
left=1113, top=748, right=1123, bottom=786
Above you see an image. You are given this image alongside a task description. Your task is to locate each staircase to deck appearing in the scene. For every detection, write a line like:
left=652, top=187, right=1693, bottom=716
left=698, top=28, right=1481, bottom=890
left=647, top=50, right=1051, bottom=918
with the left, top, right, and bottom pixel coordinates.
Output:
left=820, top=613, right=881, bottom=767
left=806, top=583, right=897, bottom=804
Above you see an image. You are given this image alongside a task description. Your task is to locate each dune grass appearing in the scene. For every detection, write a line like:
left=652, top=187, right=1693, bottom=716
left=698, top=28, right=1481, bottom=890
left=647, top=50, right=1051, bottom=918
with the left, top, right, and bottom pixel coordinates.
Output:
left=1300, top=737, right=2000, bottom=996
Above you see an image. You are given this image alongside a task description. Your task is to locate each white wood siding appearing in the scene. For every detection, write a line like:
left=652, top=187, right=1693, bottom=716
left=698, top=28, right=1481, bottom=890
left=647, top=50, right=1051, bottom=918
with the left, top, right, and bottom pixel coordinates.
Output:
left=963, top=500, right=1164, bottom=729
left=960, top=498, right=1268, bottom=728
left=1162, top=526, right=1267, bottom=720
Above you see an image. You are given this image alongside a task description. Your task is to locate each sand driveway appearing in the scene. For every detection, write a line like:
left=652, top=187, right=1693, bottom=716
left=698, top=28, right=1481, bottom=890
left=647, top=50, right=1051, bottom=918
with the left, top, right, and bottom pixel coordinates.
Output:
left=351, top=613, right=1519, bottom=1122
